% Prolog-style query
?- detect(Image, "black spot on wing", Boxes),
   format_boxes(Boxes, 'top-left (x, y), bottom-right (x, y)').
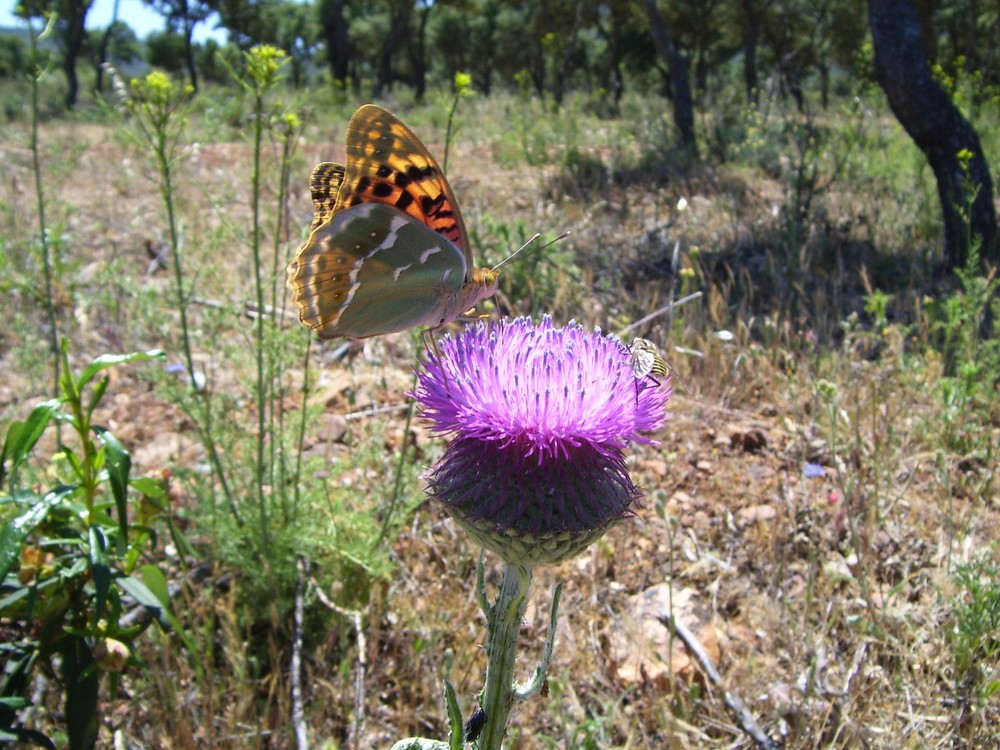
top-left (395, 191), bottom-right (414, 211)
top-left (420, 193), bottom-right (457, 222)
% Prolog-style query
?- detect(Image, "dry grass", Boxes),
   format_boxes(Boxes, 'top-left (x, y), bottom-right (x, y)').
top-left (1, 89), bottom-right (998, 749)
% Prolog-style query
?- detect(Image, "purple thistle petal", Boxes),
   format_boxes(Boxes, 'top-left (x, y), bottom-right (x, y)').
top-left (415, 317), bottom-right (670, 462)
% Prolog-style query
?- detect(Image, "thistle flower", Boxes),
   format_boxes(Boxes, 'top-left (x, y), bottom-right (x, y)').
top-left (414, 317), bottom-right (671, 565)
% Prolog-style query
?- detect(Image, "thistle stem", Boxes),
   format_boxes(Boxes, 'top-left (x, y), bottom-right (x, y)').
top-left (478, 562), bottom-right (533, 750)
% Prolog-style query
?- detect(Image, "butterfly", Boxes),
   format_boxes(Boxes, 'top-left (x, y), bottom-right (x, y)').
top-left (287, 104), bottom-right (500, 339)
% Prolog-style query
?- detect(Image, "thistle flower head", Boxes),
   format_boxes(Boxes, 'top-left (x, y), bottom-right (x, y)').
top-left (414, 317), bottom-right (671, 565)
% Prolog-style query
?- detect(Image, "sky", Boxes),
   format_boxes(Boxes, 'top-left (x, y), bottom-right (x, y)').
top-left (1, 0), bottom-right (224, 43)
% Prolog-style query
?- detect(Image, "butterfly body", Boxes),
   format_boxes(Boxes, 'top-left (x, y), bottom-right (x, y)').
top-left (288, 105), bottom-right (498, 339)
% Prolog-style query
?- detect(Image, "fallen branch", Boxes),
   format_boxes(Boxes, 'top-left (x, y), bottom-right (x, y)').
top-left (292, 557), bottom-right (309, 749)
top-left (311, 575), bottom-right (368, 749)
top-left (658, 613), bottom-right (780, 750)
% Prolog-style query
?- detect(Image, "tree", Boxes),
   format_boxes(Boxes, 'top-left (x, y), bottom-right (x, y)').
top-left (90, 21), bottom-right (139, 92)
top-left (319, 0), bottom-right (349, 85)
top-left (407, 0), bottom-right (434, 100)
top-left (870, 0), bottom-right (997, 268)
top-left (21, 0), bottom-right (94, 108)
top-left (145, 0), bottom-right (211, 91)
top-left (0, 34), bottom-right (27, 78)
top-left (93, 0), bottom-right (119, 93)
top-left (740, 0), bottom-right (773, 104)
top-left (273, 2), bottom-right (318, 88)
top-left (374, 0), bottom-right (412, 97)
top-left (643, 0), bottom-right (697, 150)
top-left (146, 28), bottom-right (188, 73)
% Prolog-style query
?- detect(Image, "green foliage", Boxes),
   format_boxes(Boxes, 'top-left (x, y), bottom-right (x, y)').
top-left (0, 347), bottom-right (188, 749)
top-left (111, 55), bottom-right (403, 645)
top-left (0, 33), bottom-right (28, 78)
top-left (920, 164), bottom-right (1000, 464)
top-left (145, 30), bottom-right (188, 75)
top-left (474, 215), bottom-right (579, 323)
top-left (87, 21), bottom-right (140, 68)
top-left (947, 555), bottom-right (1000, 709)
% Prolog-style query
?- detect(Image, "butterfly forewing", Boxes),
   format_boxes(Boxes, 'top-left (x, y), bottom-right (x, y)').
top-left (337, 105), bottom-right (472, 264)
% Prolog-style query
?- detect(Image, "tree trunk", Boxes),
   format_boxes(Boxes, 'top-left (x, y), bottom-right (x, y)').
top-left (870, 0), bottom-right (997, 268)
top-left (94, 0), bottom-right (119, 93)
top-left (742, 4), bottom-right (761, 104)
top-left (552, 0), bottom-right (585, 107)
top-left (375, 0), bottom-right (411, 98)
top-left (472, 0), bottom-right (499, 97)
top-left (183, 16), bottom-right (199, 92)
top-left (321, 0), bottom-right (350, 85)
top-left (595, 3), bottom-right (625, 111)
top-left (643, 0), bottom-right (696, 151)
top-left (62, 0), bottom-right (92, 109)
top-left (408, 0), bottom-right (432, 102)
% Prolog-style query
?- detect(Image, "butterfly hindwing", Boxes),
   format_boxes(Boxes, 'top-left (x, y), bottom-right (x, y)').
top-left (309, 162), bottom-right (346, 231)
top-left (289, 203), bottom-right (469, 339)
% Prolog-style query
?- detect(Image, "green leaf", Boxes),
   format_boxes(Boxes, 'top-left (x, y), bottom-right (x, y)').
top-left (115, 571), bottom-right (167, 623)
top-left (116, 568), bottom-right (198, 655)
top-left (88, 526), bottom-right (112, 624)
top-left (0, 488), bottom-right (73, 581)
top-left (167, 517), bottom-right (198, 560)
top-left (85, 376), bottom-right (109, 420)
top-left (93, 426), bottom-right (131, 553)
top-left (0, 727), bottom-right (56, 749)
top-left (130, 476), bottom-right (167, 505)
top-left (59, 445), bottom-right (85, 485)
top-left (0, 399), bottom-right (61, 485)
top-left (137, 564), bottom-right (170, 608)
top-left (61, 638), bottom-right (98, 750)
top-left (77, 350), bottom-right (166, 391)
top-left (0, 642), bottom-right (38, 730)
top-left (444, 680), bottom-right (463, 750)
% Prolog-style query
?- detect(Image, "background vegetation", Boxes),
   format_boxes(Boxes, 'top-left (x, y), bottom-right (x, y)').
top-left (1, 0), bottom-right (998, 748)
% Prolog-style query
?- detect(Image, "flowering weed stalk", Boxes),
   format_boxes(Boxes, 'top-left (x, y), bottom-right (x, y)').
top-left (23, 11), bottom-right (61, 399)
top-left (405, 317), bottom-right (671, 748)
top-left (123, 70), bottom-right (237, 518)
top-left (227, 44), bottom-right (290, 552)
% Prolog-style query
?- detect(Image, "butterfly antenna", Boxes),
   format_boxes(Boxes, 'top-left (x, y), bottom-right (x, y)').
top-left (492, 231), bottom-right (571, 271)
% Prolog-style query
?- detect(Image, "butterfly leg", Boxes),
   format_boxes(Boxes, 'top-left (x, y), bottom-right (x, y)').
top-left (421, 328), bottom-right (455, 391)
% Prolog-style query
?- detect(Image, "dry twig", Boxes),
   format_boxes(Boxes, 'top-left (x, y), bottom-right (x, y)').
top-left (659, 613), bottom-right (780, 750)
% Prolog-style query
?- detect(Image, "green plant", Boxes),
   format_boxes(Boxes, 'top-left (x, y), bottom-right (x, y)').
top-left (119, 68), bottom-right (240, 524)
top-left (0, 347), bottom-right (190, 749)
top-left (947, 555), bottom-right (1000, 728)
top-left (24, 12), bottom-right (61, 400)
top-left (924, 157), bottom-right (999, 462)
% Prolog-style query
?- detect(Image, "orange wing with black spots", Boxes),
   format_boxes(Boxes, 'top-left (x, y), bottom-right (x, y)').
top-left (333, 104), bottom-right (471, 263)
